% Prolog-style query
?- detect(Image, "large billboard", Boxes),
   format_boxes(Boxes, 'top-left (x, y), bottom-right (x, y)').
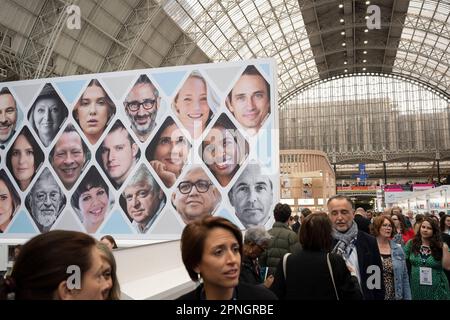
top-left (0, 59), bottom-right (279, 240)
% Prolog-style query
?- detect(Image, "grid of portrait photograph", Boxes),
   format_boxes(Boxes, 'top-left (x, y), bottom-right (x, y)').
top-left (0, 59), bottom-right (279, 239)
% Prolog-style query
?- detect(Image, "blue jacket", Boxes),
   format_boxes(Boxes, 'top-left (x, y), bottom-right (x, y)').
top-left (390, 241), bottom-right (412, 300)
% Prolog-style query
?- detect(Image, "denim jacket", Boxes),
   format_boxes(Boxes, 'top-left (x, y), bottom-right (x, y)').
top-left (390, 241), bottom-right (412, 300)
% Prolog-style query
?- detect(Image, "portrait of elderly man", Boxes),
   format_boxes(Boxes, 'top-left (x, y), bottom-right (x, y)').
top-left (226, 65), bottom-right (271, 136)
top-left (26, 168), bottom-right (66, 233)
top-left (50, 124), bottom-right (90, 190)
top-left (228, 163), bottom-right (274, 229)
top-left (0, 87), bottom-right (18, 148)
top-left (172, 166), bottom-right (221, 225)
top-left (120, 165), bottom-right (166, 234)
top-left (97, 121), bottom-right (139, 189)
top-left (123, 75), bottom-right (160, 143)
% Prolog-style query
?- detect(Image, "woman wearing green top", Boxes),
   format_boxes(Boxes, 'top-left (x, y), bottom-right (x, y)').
top-left (404, 217), bottom-right (450, 300)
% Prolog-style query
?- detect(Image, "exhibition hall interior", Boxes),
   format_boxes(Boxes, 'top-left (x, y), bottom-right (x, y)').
top-left (0, 0), bottom-right (449, 301)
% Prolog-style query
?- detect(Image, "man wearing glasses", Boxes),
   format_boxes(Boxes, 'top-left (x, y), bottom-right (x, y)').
top-left (26, 168), bottom-right (66, 233)
top-left (171, 166), bottom-right (221, 225)
top-left (124, 75), bottom-right (160, 142)
top-left (121, 165), bottom-right (166, 234)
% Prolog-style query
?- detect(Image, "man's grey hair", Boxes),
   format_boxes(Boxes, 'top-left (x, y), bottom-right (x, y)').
top-left (244, 226), bottom-right (271, 245)
top-left (125, 165), bottom-right (160, 193)
top-left (131, 74), bottom-right (159, 100)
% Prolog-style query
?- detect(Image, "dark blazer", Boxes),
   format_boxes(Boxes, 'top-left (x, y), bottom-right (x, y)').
top-left (270, 250), bottom-right (362, 300)
top-left (239, 256), bottom-right (262, 285)
top-left (177, 282), bottom-right (277, 300)
top-left (342, 230), bottom-right (385, 300)
top-left (292, 222), bottom-right (300, 234)
top-left (354, 214), bottom-right (371, 234)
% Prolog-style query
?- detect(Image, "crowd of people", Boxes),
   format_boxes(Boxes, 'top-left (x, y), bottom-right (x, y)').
top-left (1, 195), bottom-right (449, 300)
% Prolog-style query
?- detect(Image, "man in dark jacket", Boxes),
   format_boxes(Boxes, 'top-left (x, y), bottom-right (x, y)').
top-left (291, 215), bottom-right (300, 234)
top-left (259, 203), bottom-right (300, 275)
top-left (327, 195), bottom-right (384, 300)
top-left (354, 207), bottom-right (371, 234)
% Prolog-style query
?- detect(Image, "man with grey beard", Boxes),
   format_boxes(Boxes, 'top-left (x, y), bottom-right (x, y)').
top-left (26, 168), bottom-right (66, 233)
top-left (124, 75), bottom-right (160, 142)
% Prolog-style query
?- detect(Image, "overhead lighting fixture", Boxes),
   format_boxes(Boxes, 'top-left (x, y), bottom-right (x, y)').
top-left (342, 42), bottom-right (346, 46)
top-left (363, 59), bottom-right (367, 63)
top-left (339, 4), bottom-right (344, 8)
top-left (364, 29), bottom-right (369, 33)
top-left (340, 18), bottom-right (345, 23)
top-left (362, 67), bottom-right (367, 71)
top-left (365, 16), bottom-right (369, 20)
top-left (363, 50), bottom-right (367, 54)
top-left (364, 40), bottom-right (368, 44)
top-left (344, 61), bottom-right (348, 65)
top-left (366, 1), bottom-right (370, 4)
top-left (341, 31), bottom-right (345, 35)
top-left (344, 69), bottom-right (348, 73)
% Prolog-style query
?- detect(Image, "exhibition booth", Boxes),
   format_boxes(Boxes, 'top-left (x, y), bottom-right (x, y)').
top-left (394, 185), bottom-right (450, 215)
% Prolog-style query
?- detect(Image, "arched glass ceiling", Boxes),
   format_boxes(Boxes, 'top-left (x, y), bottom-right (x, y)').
top-left (393, 0), bottom-right (450, 97)
top-left (280, 74), bottom-right (450, 164)
top-left (163, 0), bottom-right (319, 96)
top-left (162, 0), bottom-right (450, 102)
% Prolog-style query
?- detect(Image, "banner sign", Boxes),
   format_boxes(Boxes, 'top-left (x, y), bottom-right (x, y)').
top-left (0, 58), bottom-right (279, 240)
top-left (412, 184), bottom-right (434, 192)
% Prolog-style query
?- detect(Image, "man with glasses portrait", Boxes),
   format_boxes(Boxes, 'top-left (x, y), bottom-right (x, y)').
top-left (124, 75), bottom-right (160, 143)
top-left (120, 165), bottom-right (165, 234)
top-left (171, 166), bottom-right (221, 225)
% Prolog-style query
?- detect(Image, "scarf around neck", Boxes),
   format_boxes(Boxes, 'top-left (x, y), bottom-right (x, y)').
top-left (332, 220), bottom-right (358, 259)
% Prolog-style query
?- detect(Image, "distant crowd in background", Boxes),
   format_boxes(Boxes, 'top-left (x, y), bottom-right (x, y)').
top-left (1, 198), bottom-right (449, 301)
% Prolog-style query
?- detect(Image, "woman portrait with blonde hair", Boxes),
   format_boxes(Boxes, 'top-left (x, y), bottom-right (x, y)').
top-left (173, 71), bottom-right (217, 139)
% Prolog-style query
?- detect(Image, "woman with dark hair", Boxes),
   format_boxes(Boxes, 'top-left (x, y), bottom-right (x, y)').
top-left (391, 213), bottom-right (415, 245)
top-left (202, 114), bottom-right (248, 187)
top-left (177, 216), bottom-right (276, 300)
top-left (72, 167), bottom-right (111, 233)
top-left (0, 170), bottom-right (20, 233)
top-left (404, 217), bottom-right (450, 299)
top-left (413, 213), bottom-right (424, 234)
top-left (6, 127), bottom-right (44, 191)
top-left (440, 214), bottom-right (450, 236)
top-left (100, 235), bottom-right (118, 250)
top-left (271, 212), bottom-right (362, 300)
top-left (372, 215), bottom-right (411, 300)
top-left (97, 242), bottom-right (121, 300)
top-left (0, 230), bottom-right (112, 300)
top-left (28, 83), bottom-right (67, 147)
top-left (73, 79), bottom-right (116, 145)
top-left (146, 117), bottom-right (189, 187)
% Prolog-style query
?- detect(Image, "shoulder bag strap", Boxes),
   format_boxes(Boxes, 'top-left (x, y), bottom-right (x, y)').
top-left (327, 253), bottom-right (339, 300)
top-left (283, 253), bottom-right (291, 280)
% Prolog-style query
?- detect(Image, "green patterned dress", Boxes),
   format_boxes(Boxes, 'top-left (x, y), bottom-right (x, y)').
top-left (404, 240), bottom-right (450, 300)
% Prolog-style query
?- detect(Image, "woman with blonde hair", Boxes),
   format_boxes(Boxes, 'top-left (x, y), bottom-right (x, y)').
top-left (173, 72), bottom-right (217, 139)
top-left (97, 242), bottom-right (121, 300)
